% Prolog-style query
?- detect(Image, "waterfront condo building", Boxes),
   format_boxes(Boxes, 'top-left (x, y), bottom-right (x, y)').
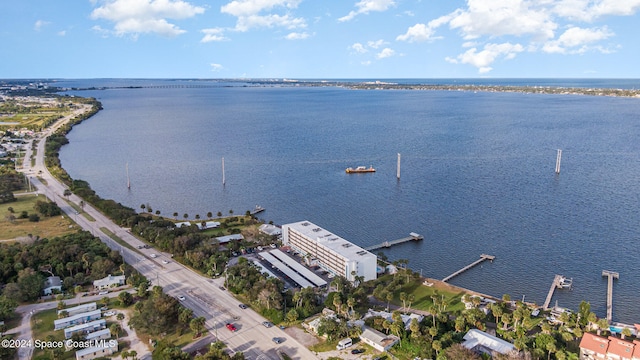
top-left (281, 221), bottom-right (377, 282)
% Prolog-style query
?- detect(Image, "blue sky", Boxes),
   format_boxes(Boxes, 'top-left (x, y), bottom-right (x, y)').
top-left (1, 0), bottom-right (640, 78)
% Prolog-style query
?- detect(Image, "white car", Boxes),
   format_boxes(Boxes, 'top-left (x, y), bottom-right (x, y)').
top-left (178, 296), bottom-right (186, 301)
top-left (150, 254), bottom-right (157, 258)
top-left (162, 260), bottom-right (169, 264)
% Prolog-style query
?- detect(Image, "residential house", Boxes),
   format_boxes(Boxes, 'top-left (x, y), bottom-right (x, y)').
top-left (63, 319), bottom-right (106, 339)
top-left (43, 276), bottom-right (62, 295)
top-left (75, 340), bottom-right (118, 360)
top-left (92, 274), bottom-right (125, 290)
top-left (462, 329), bottom-right (516, 356)
top-left (58, 302), bottom-right (97, 317)
top-left (359, 326), bottom-right (399, 352)
top-left (54, 310), bottom-right (101, 330)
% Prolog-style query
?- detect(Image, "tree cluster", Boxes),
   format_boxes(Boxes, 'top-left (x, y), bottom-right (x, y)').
top-left (129, 286), bottom-right (191, 336)
top-left (0, 231), bottom-right (122, 302)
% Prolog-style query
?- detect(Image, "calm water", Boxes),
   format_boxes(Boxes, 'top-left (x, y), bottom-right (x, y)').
top-left (58, 79), bottom-right (640, 323)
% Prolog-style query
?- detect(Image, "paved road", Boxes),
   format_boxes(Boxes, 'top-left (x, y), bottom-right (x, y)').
top-left (17, 103), bottom-right (317, 360)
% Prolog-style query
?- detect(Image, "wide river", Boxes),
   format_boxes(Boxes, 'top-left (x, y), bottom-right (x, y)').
top-left (58, 79), bottom-right (640, 323)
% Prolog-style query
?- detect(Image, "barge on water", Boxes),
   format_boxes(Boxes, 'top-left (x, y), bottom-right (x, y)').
top-left (346, 165), bottom-right (376, 173)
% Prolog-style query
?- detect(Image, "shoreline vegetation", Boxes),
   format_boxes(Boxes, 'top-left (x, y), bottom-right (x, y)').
top-left (57, 79), bottom-right (640, 98)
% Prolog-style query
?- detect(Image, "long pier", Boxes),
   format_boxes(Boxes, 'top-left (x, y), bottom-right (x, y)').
top-left (365, 233), bottom-right (423, 251)
top-left (542, 275), bottom-right (564, 310)
top-left (602, 270), bottom-right (619, 323)
top-left (249, 205), bottom-right (265, 215)
top-left (442, 254), bottom-right (495, 282)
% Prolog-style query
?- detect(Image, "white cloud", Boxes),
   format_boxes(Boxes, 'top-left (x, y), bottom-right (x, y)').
top-left (446, 42), bottom-right (524, 73)
top-left (542, 26), bottom-right (614, 54)
top-left (90, 0), bottom-right (205, 37)
top-left (201, 28), bottom-right (229, 42)
top-left (350, 43), bottom-right (368, 53)
top-left (221, 0), bottom-right (306, 32)
top-left (285, 31), bottom-right (309, 40)
top-left (448, 0), bottom-right (556, 41)
top-left (210, 63), bottom-right (223, 71)
top-left (57, 30), bottom-right (67, 36)
top-left (552, 0), bottom-right (640, 21)
top-left (367, 39), bottom-right (387, 49)
top-left (339, 0), bottom-right (395, 22)
top-left (396, 23), bottom-right (435, 42)
top-left (34, 20), bottom-right (50, 31)
top-left (376, 47), bottom-right (395, 59)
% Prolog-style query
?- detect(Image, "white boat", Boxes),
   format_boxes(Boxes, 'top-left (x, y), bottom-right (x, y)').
top-left (558, 276), bottom-right (573, 288)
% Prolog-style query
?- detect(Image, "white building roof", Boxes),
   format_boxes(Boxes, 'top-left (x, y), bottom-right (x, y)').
top-left (215, 234), bottom-right (244, 244)
top-left (58, 302), bottom-right (97, 316)
top-left (462, 329), bottom-right (516, 355)
top-left (54, 310), bottom-right (101, 328)
top-left (75, 339), bottom-right (117, 357)
top-left (284, 221), bottom-right (376, 263)
top-left (93, 274), bottom-right (125, 288)
top-left (259, 224), bottom-right (282, 236)
top-left (363, 309), bottom-right (424, 330)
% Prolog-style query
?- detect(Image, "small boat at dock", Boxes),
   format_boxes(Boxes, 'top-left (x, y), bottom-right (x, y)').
top-left (346, 165), bottom-right (376, 173)
top-left (558, 276), bottom-right (573, 289)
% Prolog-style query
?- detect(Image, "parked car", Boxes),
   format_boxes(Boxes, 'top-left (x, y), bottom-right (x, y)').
top-left (351, 349), bottom-right (365, 354)
top-left (226, 323), bottom-right (237, 332)
top-left (262, 321), bottom-right (273, 328)
top-left (98, 290), bottom-right (108, 295)
top-left (238, 304), bottom-right (248, 309)
top-left (178, 296), bottom-right (186, 301)
top-left (272, 337), bottom-right (283, 344)
top-left (150, 254), bottom-right (157, 258)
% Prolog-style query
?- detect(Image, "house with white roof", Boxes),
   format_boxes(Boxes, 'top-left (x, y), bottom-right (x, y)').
top-left (43, 276), bottom-right (62, 295)
top-left (359, 326), bottom-right (399, 352)
top-left (63, 319), bottom-right (106, 339)
top-left (462, 329), bottom-right (516, 356)
top-left (75, 340), bottom-right (118, 360)
top-left (58, 302), bottom-right (97, 317)
top-left (54, 310), bottom-right (101, 330)
top-left (363, 309), bottom-right (424, 330)
top-left (92, 274), bottom-right (125, 290)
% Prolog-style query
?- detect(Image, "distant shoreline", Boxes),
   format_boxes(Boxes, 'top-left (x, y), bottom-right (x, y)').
top-left (56, 79), bottom-right (640, 98)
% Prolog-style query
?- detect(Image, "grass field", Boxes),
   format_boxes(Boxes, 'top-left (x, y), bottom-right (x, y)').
top-left (0, 195), bottom-right (77, 240)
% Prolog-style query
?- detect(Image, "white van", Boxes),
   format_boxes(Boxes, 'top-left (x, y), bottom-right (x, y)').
top-left (336, 338), bottom-right (353, 350)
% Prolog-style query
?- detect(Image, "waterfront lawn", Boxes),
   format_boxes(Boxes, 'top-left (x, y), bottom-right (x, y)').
top-left (0, 194), bottom-right (76, 240)
top-left (397, 279), bottom-right (467, 313)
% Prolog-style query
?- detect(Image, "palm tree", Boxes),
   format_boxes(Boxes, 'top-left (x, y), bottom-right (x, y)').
top-left (432, 340), bottom-right (442, 356)
top-left (229, 209), bottom-right (234, 215)
top-left (110, 323), bottom-right (122, 339)
top-left (173, 212), bottom-right (178, 219)
top-left (207, 212), bottom-right (213, 218)
top-left (155, 210), bottom-right (161, 216)
top-left (183, 213), bottom-right (189, 220)
top-left (217, 211), bottom-right (222, 217)
top-left (140, 204), bottom-right (146, 212)
top-left (400, 292), bottom-right (407, 311)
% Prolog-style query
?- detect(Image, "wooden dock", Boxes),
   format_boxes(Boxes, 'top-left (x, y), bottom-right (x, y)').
top-left (542, 275), bottom-right (564, 310)
top-left (365, 233), bottom-right (423, 251)
top-left (442, 254), bottom-right (495, 283)
top-left (602, 270), bottom-right (619, 323)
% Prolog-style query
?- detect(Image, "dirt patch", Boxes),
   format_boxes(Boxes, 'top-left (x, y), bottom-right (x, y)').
top-left (284, 326), bottom-right (320, 347)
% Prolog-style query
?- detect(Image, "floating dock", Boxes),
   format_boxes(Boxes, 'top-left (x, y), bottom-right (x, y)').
top-left (365, 233), bottom-right (423, 251)
top-left (442, 254), bottom-right (495, 283)
top-left (249, 205), bottom-right (265, 215)
top-left (602, 270), bottom-right (619, 323)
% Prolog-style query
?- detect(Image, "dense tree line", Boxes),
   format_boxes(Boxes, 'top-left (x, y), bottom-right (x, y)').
top-left (0, 231), bottom-right (122, 301)
top-left (129, 286), bottom-right (192, 337)
top-left (0, 161), bottom-right (25, 203)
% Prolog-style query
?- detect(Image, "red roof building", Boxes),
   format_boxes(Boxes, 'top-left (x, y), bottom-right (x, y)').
top-left (579, 332), bottom-right (609, 359)
top-left (607, 336), bottom-right (634, 360)
top-left (632, 340), bottom-right (640, 360)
